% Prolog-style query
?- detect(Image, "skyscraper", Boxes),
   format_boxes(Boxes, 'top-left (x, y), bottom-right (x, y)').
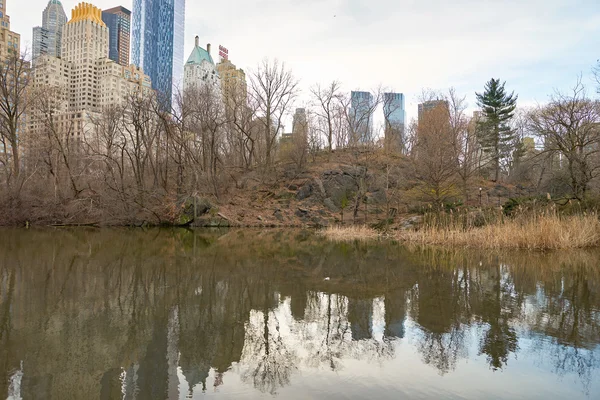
top-left (350, 91), bottom-right (374, 144)
top-left (132, 0), bottom-right (185, 107)
top-left (32, 0), bottom-right (67, 62)
top-left (102, 6), bottom-right (131, 67)
top-left (383, 92), bottom-right (405, 151)
top-left (0, 0), bottom-right (21, 60)
top-left (30, 2), bottom-right (151, 141)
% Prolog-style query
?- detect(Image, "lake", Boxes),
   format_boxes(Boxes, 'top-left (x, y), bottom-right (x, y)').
top-left (1, 228), bottom-right (599, 399)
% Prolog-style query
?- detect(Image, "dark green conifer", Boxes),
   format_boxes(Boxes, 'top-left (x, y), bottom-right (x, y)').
top-left (475, 79), bottom-right (518, 181)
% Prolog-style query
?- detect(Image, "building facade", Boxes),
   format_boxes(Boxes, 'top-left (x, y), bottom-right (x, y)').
top-left (383, 92), bottom-right (405, 151)
top-left (0, 0), bottom-right (20, 60)
top-left (183, 36), bottom-right (219, 92)
top-left (30, 2), bottom-right (151, 141)
top-left (417, 100), bottom-right (448, 123)
top-left (32, 0), bottom-right (68, 62)
top-left (102, 6), bottom-right (131, 67)
top-left (350, 91), bottom-right (374, 144)
top-left (292, 108), bottom-right (308, 139)
top-left (216, 57), bottom-right (246, 103)
top-left (131, 0), bottom-right (185, 107)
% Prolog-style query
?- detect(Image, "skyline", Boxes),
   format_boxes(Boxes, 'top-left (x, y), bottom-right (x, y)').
top-left (11, 0), bottom-right (600, 123)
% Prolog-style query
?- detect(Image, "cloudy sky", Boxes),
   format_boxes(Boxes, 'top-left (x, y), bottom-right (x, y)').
top-left (11, 0), bottom-right (600, 121)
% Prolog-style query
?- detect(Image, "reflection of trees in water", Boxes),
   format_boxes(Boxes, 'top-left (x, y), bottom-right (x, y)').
top-left (522, 265), bottom-right (600, 393)
top-left (416, 327), bottom-right (467, 375)
top-left (409, 261), bottom-right (526, 373)
top-left (0, 230), bottom-right (600, 397)
top-left (409, 265), bottom-right (471, 374)
top-left (476, 264), bottom-right (521, 370)
top-left (240, 307), bottom-right (299, 395)
top-left (239, 292), bottom-right (396, 394)
top-left (552, 341), bottom-right (597, 394)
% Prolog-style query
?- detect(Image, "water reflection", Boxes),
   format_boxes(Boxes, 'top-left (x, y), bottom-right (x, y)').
top-left (0, 229), bottom-right (599, 399)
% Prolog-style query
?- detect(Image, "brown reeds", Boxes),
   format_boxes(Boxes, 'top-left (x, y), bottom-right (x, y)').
top-left (321, 225), bottom-right (381, 242)
top-left (399, 210), bottom-right (600, 250)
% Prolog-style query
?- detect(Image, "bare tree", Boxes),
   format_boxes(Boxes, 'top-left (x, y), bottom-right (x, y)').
top-left (528, 80), bottom-right (600, 200)
top-left (184, 83), bottom-right (227, 198)
top-left (340, 88), bottom-right (383, 148)
top-left (249, 59), bottom-right (299, 169)
top-left (447, 88), bottom-right (478, 201)
top-left (31, 85), bottom-right (84, 199)
top-left (310, 81), bottom-right (341, 153)
top-left (0, 51), bottom-right (32, 184)
top-left (410, 100), bottom-right (460, 208)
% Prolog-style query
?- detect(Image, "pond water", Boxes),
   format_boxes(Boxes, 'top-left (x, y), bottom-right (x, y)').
top-left (1, 229), bottom-right (600, 399)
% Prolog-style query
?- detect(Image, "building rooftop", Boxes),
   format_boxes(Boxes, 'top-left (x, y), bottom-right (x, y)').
top-left (68, 2), bottom-right (106, 27)
top-left (186, 36), bottom-right (214, 65)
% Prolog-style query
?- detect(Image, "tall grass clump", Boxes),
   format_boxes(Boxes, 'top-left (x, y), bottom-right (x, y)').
top-left (400, 207), bottom-right (600, 250)
top-left (321, 225), bottom-right (381, 242)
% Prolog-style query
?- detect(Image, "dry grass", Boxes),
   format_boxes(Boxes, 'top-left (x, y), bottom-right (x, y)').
top-left (321, 225), bottom-right (381, 242)
top-left (399, 212), bottom-right (600, 250)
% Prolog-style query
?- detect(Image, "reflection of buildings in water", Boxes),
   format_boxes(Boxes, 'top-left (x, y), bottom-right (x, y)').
top-left (178, 278), bottom-right (251, 396)
top-left (348, 298), bottom-right (373, 340)
top-left (135, 314), bottom-right (169, 399)
top-left (385, 289), bottom-right (407, 339)
top-left (122, 364), bottom-right (139, 399)
top-left (7, 361), bottom-right (23, 400)
top-left (119, 307), bottom-right (180, 399)
top-left (167, 308), bottom-right (180, 399)
top-left (3, 229), bottom-right (600, 398)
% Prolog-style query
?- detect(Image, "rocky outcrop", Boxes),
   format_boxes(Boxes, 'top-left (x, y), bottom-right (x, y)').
top-left (178, 197), bottom-right (214, 225)
top-left (294, 166), bottom-right (387, 212)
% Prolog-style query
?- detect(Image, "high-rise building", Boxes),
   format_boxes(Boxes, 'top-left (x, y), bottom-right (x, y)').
top-left (30, 2), bottom-right (151, 141)
top-left (102, 6), bottom-right (131, 67)
top-left (383, 92), bottom-right (405, 151)
top-left (350, 91), bottom-right (374, 143)
top-left (216, 57), bottom-right (246, 103)
top-left (183, 36), bottom-right (219, 91)
top-left (0, 0), bottom-right (21, 60)
top-left (32, 0), bottom-right (68, 62)
top-left (418, 100), bottom-right (448, 123)
top-left (132, 0), bottom-right (185, 107)
top-left (292, 108), bottom-right (308, 139)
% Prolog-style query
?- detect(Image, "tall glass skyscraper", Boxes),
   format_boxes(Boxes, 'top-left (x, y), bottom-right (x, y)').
top-left (383, 92), bottom-right (406, 150)
top-left (132, 0), bottom-right (185, 108)
top-left (32, 0), bottom-right (68, 62)
top-left (102, 6), bottom-right (131, 67)
top-left (350, 91), bottom-right (374, 144)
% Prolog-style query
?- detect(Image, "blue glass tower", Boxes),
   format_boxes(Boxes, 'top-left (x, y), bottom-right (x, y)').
top-left (132, 0), bottom-right (185, 108)
top-left (350, 91), bottom-right (374, 143)
top-left (383, 92), bottom-right (406, 149)
top-left (102, 6), bottom-right (131, 67)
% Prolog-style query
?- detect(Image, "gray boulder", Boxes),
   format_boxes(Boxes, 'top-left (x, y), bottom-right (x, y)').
top-left (324, 198), bottom-right (339, 213)
top-left (177, 196), bottom-right (213, 225)
top-left (322, 172), bottom-right (358, 207)
top-left (296, 184), bottom-right (313, 200)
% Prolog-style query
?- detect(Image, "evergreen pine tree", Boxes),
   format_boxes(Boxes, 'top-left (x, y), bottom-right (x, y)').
top-left (475, 79), bottom-right (518, 182)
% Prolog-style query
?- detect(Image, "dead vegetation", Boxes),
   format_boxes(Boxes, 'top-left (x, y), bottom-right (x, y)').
top-left (398, 212), bottom-right (600, 250)
top-left (320, 225), bottom-right (381, 242)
